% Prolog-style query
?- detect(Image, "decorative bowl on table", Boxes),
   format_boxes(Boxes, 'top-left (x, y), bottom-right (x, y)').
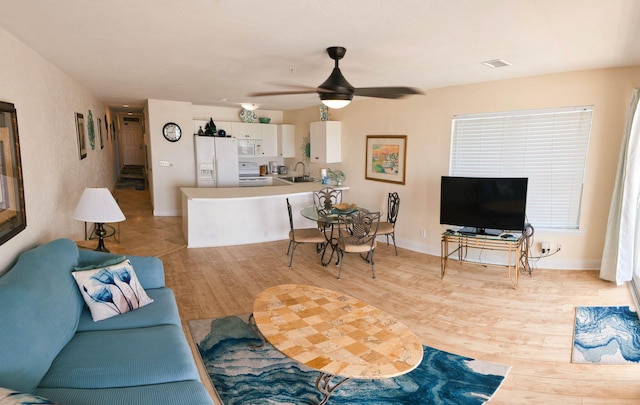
top-left (332, 203), bottom-right (357, 214)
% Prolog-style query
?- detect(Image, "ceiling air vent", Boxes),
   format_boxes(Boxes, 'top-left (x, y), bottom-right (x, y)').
top-left (482, 59), bottom-right (512, 68)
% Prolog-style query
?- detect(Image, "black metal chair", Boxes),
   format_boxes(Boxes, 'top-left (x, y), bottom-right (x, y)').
top-left (335, 209), bottom-right (381, 279)
top-left (377, 192), bottom-right (400, 255)
top-left (286, 198), bottom-right (325, 267)
top-left (313, 187), bottom-right (343, 213)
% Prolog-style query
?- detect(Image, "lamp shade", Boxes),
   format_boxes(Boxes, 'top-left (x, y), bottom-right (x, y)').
top-left (73, 188), bottom-right (125, 223)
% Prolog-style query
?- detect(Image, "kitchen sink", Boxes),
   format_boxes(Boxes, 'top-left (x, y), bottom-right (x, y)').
top-left (277, 176), bottom-right (315, 183)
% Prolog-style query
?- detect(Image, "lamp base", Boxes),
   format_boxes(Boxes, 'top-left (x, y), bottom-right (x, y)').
top-left (94, 223), bottom-right (110, 253)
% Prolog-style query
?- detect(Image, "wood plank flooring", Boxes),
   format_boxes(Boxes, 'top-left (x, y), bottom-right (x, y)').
top-left (113, 189), bottom-right (639, 404)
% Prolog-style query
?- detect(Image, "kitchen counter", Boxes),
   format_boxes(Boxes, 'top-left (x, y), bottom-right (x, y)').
top-left (181, 183), bottom-right (349, 248)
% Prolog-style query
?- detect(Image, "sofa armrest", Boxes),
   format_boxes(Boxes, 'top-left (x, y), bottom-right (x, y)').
top-left (77, 250), bottom-right (165, 289)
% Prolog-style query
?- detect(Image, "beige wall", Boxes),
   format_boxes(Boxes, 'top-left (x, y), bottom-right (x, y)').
top-left (286, 67), bottom-right (640, 270)
top-left (0, 27), bottom-right (116, 274)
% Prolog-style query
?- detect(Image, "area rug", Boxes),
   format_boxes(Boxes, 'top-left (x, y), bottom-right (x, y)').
top-left (572, 306), bottom-right (640, 364)
top-left (116, 166), bottom-right (145, 190)
top-left (115, 177), bottom-right (145, 190)
top-left (188, 315), bottom-right (511, 405)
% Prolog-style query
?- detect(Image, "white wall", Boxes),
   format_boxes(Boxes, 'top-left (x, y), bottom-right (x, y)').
top-left (0, 27), bottom-right (116, 274)
top-left (285, 67), bottom-right (640, 270)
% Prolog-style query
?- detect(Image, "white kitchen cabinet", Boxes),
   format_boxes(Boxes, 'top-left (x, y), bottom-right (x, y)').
top-left (277, 124), bottom-right (296, 157)
top-left (310, 121), bottom-right (341, 163)
top-left (215, 121), bottom-right (232, 136)
top-left (259, 124), bottom-right (278, 157)
top-left (231, 122), bottom-right (262, 139)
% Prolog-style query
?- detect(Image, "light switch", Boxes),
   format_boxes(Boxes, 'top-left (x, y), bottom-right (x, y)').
top-left (159, 160), bottom-right (171, 167)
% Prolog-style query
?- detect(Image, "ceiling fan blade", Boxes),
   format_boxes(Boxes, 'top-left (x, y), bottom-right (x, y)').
top-left (354, 87), bottom-right (424, 99)
top-left (248, 86), bottom-right (336, 97)
top-left (247, 89), bottom-right (320, 97)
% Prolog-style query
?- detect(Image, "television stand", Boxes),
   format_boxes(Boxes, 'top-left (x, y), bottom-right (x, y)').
top-left (440, 230), bottom-right (530, 289)
top-left (457, 227), bottom-right (502, 236)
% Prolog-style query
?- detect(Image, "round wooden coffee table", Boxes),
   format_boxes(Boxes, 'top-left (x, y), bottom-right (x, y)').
top-left (252, 284), bottom-right (423, 404)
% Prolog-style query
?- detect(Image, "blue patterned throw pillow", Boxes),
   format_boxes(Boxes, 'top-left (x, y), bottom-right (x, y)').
top-left (72, 259), bottom-right (154, 322)
top-left (0, 387), bottom-right (59, 404)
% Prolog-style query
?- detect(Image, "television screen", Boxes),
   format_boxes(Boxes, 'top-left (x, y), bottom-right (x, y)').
top-left (440, 176), bottom-right (528, 235)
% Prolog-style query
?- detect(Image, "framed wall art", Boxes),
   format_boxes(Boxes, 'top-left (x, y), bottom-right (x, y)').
top-left (98, 118), bottom-right (104, 149)
top-left (365, 135), bottom-right (407, 185)
top-left (87, 110), bottom-right (95, 150)
top-left (76, 112), bottom-right (87, 160)
top-left (0, 101), bottom-right (26, 246)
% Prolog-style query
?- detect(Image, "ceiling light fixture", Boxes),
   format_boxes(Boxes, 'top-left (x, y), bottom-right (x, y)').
top-left (321, 98), bottom-right (351, 109)
top-left (482, 59), bottom-right (512, 68)
top-left (241, 103), bottom-right (260, 111)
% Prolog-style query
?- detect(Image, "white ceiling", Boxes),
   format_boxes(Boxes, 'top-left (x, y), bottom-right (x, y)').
top-left (0, 0), bottom-right (639, 111)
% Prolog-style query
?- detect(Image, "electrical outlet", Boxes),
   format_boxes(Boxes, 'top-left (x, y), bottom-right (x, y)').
top-left (420, 229), bottom-right (426, 238)
top-left (541, 241), bottom-right (550, 254)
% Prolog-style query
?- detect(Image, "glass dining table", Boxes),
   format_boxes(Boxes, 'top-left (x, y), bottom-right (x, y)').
top-left (300, 205), bottom-right (358, 266)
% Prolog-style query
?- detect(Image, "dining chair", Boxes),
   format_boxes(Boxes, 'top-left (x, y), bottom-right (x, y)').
top-left (335, 209), bottom-right (381, 279)
top-left (377, 192), bottom-right (400, 255)
top-left (286, 198), bottom-right (326, 267)
top-left (313, 187), bottom-right (343, 213)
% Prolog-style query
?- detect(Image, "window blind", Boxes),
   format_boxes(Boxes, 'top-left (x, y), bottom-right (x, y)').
top-left (450, 106), bottom-right (593, 229)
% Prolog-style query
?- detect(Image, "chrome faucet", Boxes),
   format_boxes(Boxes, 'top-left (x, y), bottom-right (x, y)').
top-left (294, 161), bottom-right (307, 177)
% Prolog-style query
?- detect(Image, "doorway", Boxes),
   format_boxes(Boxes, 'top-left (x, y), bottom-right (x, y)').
top-left (122, 116), bottom-right (145, 166)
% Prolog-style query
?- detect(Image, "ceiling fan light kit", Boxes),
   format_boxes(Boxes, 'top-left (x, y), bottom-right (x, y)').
top-left (240, 103), bottom-right (260, 111)
top-left (247, 46), bottom-right (423, 108)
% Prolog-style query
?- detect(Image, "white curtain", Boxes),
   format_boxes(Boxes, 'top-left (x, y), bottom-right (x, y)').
top-left (600, 88), bottom-right (640, 285)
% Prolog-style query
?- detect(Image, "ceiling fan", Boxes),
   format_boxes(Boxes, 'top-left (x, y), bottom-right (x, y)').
top-left (248, 46), bottom-right (423, 109)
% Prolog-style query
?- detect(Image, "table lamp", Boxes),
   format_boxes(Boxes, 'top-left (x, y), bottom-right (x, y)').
top-left (73, 188), bottom-right (126, 252)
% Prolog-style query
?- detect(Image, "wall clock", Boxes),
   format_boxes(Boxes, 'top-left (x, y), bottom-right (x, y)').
top-left (163, 122), bottom-right (181, 142)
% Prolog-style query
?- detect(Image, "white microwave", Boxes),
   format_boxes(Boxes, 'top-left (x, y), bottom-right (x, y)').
top-left (237, 139), bottom-right (262, 157)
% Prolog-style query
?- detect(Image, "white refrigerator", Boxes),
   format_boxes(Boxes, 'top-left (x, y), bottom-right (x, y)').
top-left (195, 136), bottom-right (239, 187)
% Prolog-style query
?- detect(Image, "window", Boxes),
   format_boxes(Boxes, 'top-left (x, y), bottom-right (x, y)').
top-left (449, 106), bottom-right (593, 229)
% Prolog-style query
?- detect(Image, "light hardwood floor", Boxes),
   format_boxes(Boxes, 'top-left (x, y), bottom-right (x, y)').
top-left (112, 188), bottom-right (639, 404)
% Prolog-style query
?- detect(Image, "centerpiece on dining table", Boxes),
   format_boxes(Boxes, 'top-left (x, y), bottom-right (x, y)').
top-left (332, 202), bottom-right (358, 214)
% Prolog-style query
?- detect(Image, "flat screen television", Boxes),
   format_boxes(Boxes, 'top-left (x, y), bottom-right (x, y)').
top-left (440, 176), bottom-right (528, 235)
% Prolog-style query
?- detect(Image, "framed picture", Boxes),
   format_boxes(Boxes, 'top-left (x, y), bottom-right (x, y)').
top-left (98, 118), bottom-right (104, 149)
top-left (76, 112), bottom-right (86, 160)
top-left (365, 135), bottom-right (407, 185)
top-left (0, 101), bottom-right (26, 246)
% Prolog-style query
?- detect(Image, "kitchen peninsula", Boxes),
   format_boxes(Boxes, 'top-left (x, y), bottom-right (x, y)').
top-left (181, 183), bottom-right (349, 248)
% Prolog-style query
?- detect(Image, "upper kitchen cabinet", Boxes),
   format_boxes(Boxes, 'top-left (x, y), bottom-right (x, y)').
top-left (277, 124), bottom-right (295, 158)
top-left (310, 121), bottom-right (341, 163)
top-left (231, 122), bottom-right (262, 139)
top-left (216, 121), bottom-right (232, 136)
top-left (260, 124), bottom-right (278, 157)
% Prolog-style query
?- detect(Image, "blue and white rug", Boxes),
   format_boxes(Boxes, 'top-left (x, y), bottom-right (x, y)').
top-left (188, 315), bottom-right (510, 405)
top-left (572, 306), bottom-right (640, 364)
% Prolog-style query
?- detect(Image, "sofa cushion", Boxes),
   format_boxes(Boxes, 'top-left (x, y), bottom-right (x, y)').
top-left (0, 239), bottom-right (83, 393)
top-left (77, 250), bottom-right (165, 289)
top-left (38, 325), bottom-right (200, 389)
top-left (35, 380), bottom-right (214, 405)
top-left (76, 288), bottom-right (181, 332)
top-left (0, 387), bottom-right (60, 404)
top-left (72, 259), bottom-right (154, 322)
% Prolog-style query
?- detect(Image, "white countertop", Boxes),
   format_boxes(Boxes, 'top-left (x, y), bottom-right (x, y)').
top-left (181, 182), bottom-right (348, 200)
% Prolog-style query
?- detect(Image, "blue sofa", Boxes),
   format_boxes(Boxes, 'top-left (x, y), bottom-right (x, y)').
top-left (0, 238), bottom-right (214, 405)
